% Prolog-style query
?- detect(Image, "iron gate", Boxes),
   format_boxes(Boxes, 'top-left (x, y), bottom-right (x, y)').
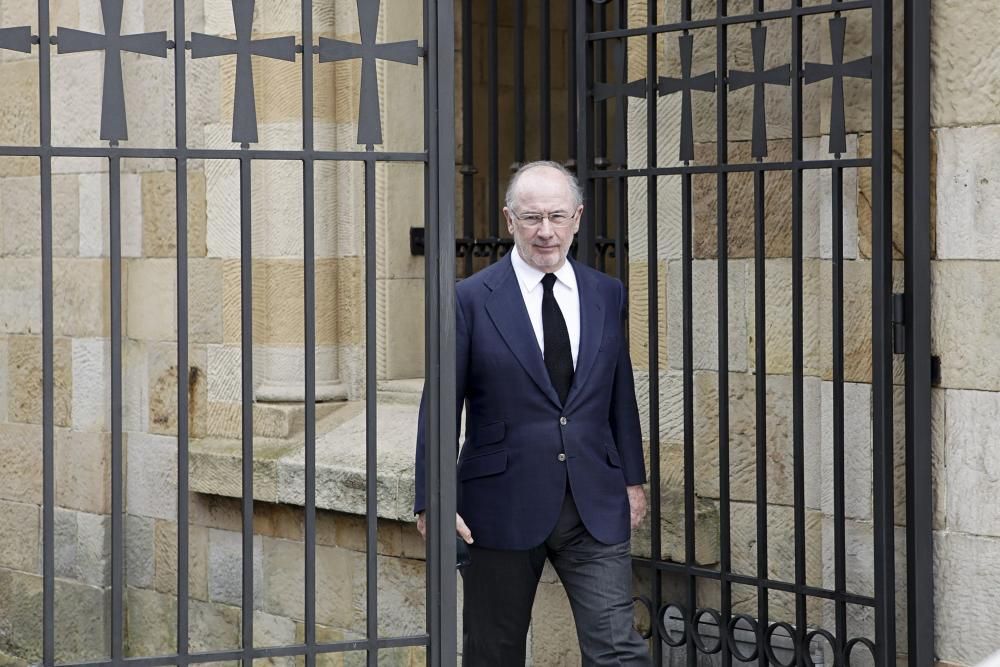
top-left (0, 0), bottom-right (458, 666)
top-left (572, 1), bottom-right (933, 666)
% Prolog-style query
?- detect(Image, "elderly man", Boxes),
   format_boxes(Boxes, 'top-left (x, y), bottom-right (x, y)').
top-left (414, 161), bottom-right (650, 665)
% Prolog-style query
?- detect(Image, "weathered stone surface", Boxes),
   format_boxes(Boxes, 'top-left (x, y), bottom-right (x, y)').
top-left (142, 169), bottom-right (208, 258)
top-left (254, 609), bottom-right (296, 659)
top-left (381, 278), bottom-right (424, 380)
top-left (53, 259), bottom-right (110, 337)
top-left (530, 581), bottom-right (579, 666)
top-left (125, 432), bottom-right (177, 520)
top-left (627, 261), bottom-right (668, 373)
top-left (316, 545), bottom-right (364, 631)
top-left (632, 371), bottom-right (683, 445)
top-left (377, 555), bottom-right (425, 636)
top-left (147, 341), bottom-right (208, 437)
top-left (934, 532), bottom-right (1000, 665)
top-left (943, 389), bottom-right (1000, 537)
top-left (0, 259), bottom-right (41, 335)
top-left (858, 131), bottom-right (919, 261)
top-left (8, 334), bottom-right (72, 426)
top-left (0, 424), bottom-right (42, 504)
top-left (189, 598), bottom-right (241, 652)
top-left (818, 260), bottom-right (873, 383)
top-left (934, 126), bottom-right (1000, 259)
top-left (125, 514), bottom-right (154, 589)
top-left (190, 258), bottom-right (224, 344)
top-left (125, 259), bottom-right (176, 341)
top-left (73, 511), bottom-right (110, 588)
top-left (55, 430), bottom-right (110, 515)
top-left (666, 259), bottom-right (749, 372)
top-left (931, 260), bottom-right (1000, 391)
top-left (260, 536), bottom-right (305, 620)
top-left (77, 172), bottom-right (143, 258)
top-left (0, 174), bottom-right (78, 258)
top-left (820, 381), bottom-right (873, 521)
top-left (71, 337), bottom-right (110, 432)
top-left (0, 336), bottom-right (7, 423)
top-left (730, 503), bottom-right (823, 587)
top-left (207, 527), bottom-right (263, 608)
top-left (692, 141), bottom-right (793, 260)
top-left (931, 0), bottom-right (1000, 127)
top-left (0, 60), bottom-right (39, 147)
top-left (125, 587), bottom-right (175, 656)
top-left (154, 519), bottom-right (209, 601)
top-left (0, 500), bottom-right (39, 573)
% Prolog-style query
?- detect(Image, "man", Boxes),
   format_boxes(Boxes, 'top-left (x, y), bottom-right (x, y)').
top-left (414, 161), bottom-right (650, 665)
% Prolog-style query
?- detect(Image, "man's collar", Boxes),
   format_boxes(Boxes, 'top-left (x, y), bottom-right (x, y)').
top-left (511, 245), bottom-right (577, 292)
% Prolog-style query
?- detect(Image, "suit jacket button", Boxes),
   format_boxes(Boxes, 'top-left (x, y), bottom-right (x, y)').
top-left (559, 416), bottom-right (568, 426)
top-left (557, 453), bottom-right (566, 462)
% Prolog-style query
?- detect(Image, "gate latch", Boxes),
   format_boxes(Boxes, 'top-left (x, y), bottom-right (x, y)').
top-left (892, 293), bottom-right (905, 354)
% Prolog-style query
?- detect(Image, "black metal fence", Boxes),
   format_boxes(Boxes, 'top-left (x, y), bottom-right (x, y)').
top-left (0, 0), bottom-right (457, 666)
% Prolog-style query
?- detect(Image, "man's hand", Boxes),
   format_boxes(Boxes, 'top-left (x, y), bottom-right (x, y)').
top-left (416, 512), bottom-right (474, 544)
top-left (627, 485), bottom-right (647, 530)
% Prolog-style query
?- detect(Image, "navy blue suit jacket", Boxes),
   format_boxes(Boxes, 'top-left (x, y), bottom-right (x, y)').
top-left (414, 254), bottom-right (646, 550)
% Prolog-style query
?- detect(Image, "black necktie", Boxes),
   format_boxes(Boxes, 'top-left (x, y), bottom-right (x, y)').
top-left (541, 273), bottom-right (574, 404)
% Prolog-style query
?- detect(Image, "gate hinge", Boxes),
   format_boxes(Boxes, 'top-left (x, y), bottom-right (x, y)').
top-left (891, 293), bottom-right (905, 354)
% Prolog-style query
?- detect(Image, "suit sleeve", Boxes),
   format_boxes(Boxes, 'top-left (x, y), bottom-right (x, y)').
top-left (609, 280), bottom-right (647, 486)
top-left (413, 287), bottom-right (470, 515)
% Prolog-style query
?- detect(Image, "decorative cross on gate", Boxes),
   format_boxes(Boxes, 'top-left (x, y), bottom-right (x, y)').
top-left (317, 0), bottom-right (420, 146)
top-left (728, 26), bottom-right (790, 159)
top-left (593, 39), bottom-right (646, 167)
top-left (658, 34), bottom-right (716, 163)
top-left (0, 26), bottom-right (32, 54)
top-left (191, 0), bottom-right (297, 145)
top-left (804, 16), bottom-right (871, 155)
top-left (56, 0), bottom-right (167, 141)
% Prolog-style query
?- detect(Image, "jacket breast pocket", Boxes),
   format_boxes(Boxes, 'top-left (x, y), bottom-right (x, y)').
top-left (475, 420), bottom-right (506, 447)
top-left (459, 449), bottom-right (508, 481)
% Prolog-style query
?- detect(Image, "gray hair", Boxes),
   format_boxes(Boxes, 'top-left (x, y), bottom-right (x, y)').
top-left (504, 160), bottom-right (584, 211)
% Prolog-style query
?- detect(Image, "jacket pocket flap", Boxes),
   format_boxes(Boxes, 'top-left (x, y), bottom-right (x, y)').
top-left (605, 445), bottom-right (622, 468)
top-left (459, 450), bottom-right (508, 481)
top-left (476, 420), bottom-right (506, 446)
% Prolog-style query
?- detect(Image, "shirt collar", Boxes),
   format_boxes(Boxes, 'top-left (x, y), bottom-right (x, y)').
top-left (511, 246), bottom-right (577, 293)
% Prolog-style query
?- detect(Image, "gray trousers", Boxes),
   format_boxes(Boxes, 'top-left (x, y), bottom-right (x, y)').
top-left (461, 489), bottom-right (651, 666)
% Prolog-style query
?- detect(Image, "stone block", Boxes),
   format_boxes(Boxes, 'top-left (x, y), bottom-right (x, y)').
top-left (818, 135), bottom-right (859, 261)
top-left (55, 429), bottom-right (110, 515)
top-left (931, 260), bottom-right (1000, 391)
top-left (0, 173), bottom-right (78, 258)
top-left (74, 511), bottom-right (111, 588)
top-left (0, 423), bottom-right (43, 504)
top-left (0, 569), bottom-right (42, 662)
top-left (627, 261), bottom-right (668, 373)
top-left (934, 126), bottom-right (1000, 260)
top-left (53, 259), bottom-right (110, 338)
top-left (207, 528), bottom-right (263, 608)
top-left (0, 500), bottom-right (39, 572)
top-left (316, 544), bottom-right (364, 631)
top-left (142, 169), bottom-right (208, 258)
top-left (147, 341), bottom-right (209, 437)
top-left (53, 508), bottom-right (77, 580)
top-left (8, 334), bottom-right (72, 426)
top-left (859, 131), bottom-right (917, 261)
top-left (253, 502), bottom-right (304, 542)
top-left (0, 336), bottom-right (7, 423)
top-left (381, 278), bottom-right (425, 380)
top-left (377, 555), bottom-right (425, 636)
top-left (260, 536), bottom-right (305, 619)
top-left (692, 140), bottom-right (793, 260)
top-left (189, 258), bottom-right (224, 344)
top-left (189, 598), bottom-right (241, 652)
top-left (943, 389), bottom-right (1000, 537)
top-left (0, 259), bottom-right (41, 335)
top-left (817, 259), bottom-right (872, 383)
top-left (126, 514), bottom-right (154, 589)
top-left (314, 160), bottom-right (365, 259)
top-left (125, 259), bottom-right (176, 341)
top-left (125, 432), bottom-right (177, 520)
top-left (0, 60), bottom-right (39, 147)
top-left (71, 338), bottom-right (110, 432)
top-left (379, 163), bottom-right (424, 279)
top-left (632, 371), bottom-right (683, 445)
top-left (125, 587), bottom-right (175, 656)
top-left (254, 610), bottom-right (296, 666)
top-left (77, 172), bottom-right (143, 258)
top-left (730, 502), bottom-right (823, 587)
top-left (934, 532), bottom-right (1000, 665)
top-left (529, 581), bottom-right (579, 666)
top-left (930, 0), bottom-right (1000, 127)
top-left (820, 381), bottom-right (873, 521)
top-left (666, 259), bottom-right (749, 373)
top-left (154, 519), bottom-right (209, 601)
top-left (694, 372), bottom-right (822, 509)
top-left (207, 344), bottom-right (241, 403)
top-left (189, 493), bottom-right (243, 533)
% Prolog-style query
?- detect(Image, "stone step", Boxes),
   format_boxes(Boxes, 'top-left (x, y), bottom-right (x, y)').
top-left (251, 400), bottom-right (344, 439)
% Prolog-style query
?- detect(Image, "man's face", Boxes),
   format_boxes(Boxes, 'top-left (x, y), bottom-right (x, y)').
top-left (503, 167), bottom-right (583, 273)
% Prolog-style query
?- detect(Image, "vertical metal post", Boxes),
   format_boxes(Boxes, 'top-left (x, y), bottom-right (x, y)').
top-left (514, 0), bottom-right (525, 169)
top-left (540, 0), bottom-right (551, 159)
top-left (461, 0), bottom-right (475, 277)
top-left (871, 0), bottom-right (897, 662)
top-left (576, 1), bottom-right (594, 266)
top-left (364, 156), bottom-right (379, 667)
top-left (904, 0), bottom-right (934, 663)
top-left (110, 151), bottom-right (125, 666)
top-left (833, 164), bottom-right (848, 664)
top-left (426, 0), bottom-right (458, 664)
top-left (239, 152), bottom-right (255, 667)
top-left (752, 168), bottom-right (768, 667)
top-left (487, 0), bottom-right (499, 257)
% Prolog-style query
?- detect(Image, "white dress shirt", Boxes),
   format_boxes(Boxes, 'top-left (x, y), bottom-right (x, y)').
top-left (510, 246), bottom-right (581, 369)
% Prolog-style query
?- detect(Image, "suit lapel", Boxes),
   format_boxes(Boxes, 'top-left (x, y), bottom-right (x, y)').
top-left (563, 259), bottom-right (603, 411)
top-left (484, 256), bottom-right (563, 409)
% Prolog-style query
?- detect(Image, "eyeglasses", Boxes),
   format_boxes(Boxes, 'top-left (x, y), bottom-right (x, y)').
top-left (509, 209), bottom-right (577, 228)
